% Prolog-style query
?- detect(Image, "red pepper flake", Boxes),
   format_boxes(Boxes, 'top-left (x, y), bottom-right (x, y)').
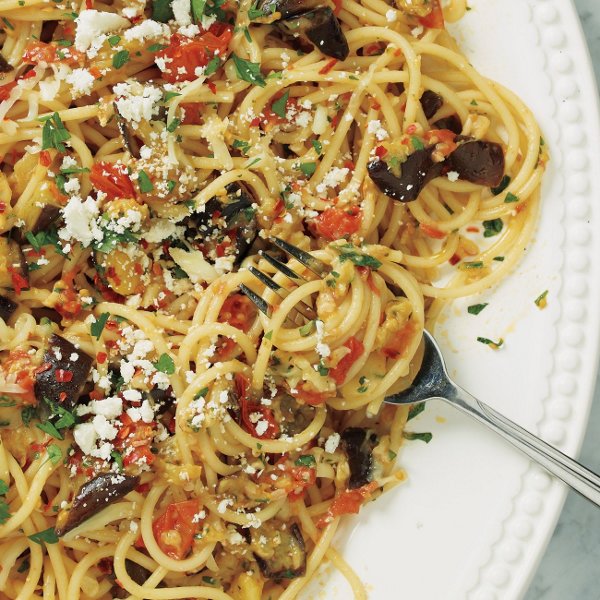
top-left (89, 390), bottom-right (103, 400)
top-left (39, 150), bottom-right (52, 167)
top-left (374, 145), bottom-right (387, 159)
top-left (207, 81), bottom-right (217, 94)
top-left (0, 202), bottom-right (5, 213)
top-left (406, 124), bottom-right (417, 135)
top-left (58, 392), bottom-right (67, 403)
top-left (152, 263), bottom-right (162, 276)
top-left (319, 59), bottom-right (338, 75)
top-left (8, 267), bottom-right (28, 295)
top-left (85, 0), bottom-right (94, 8)
top-left (466, 226), bottom-right (479, 233)
top-left (420, 223), bottom-right (446, 239)
top-left (344, 160), bottom-right (355, 170)
top-left (250, 117), bottom-right (261, 127)
top-left (449, 254), bottom-right (461, 266)
top-left (133, 263), bottom-right (143, 275)
top-left (55, 369), bottom-right (73, 383)
top-left (370, 98), bottom-right (381, 110)
top-left (96, 351), bottom-right (107, 364)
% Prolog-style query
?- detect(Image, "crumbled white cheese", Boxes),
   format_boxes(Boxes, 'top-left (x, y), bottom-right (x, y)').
top-left (315, 320), bottom-right (330, 358)
top-left (58, 195), bottom-right (102, 247)
top-left (324, 432), bottom-right (341, 454)
top-left (315, 167), bottom-right (349, 195)
top-left (124, 19), bottom-right (170, 43)
top-left (74, 10), bottom-right (129, 53)
top-left (367, 119), bottom-right (389, 141)
top-left (113, 81), bottom-right (163, 128)
top-left (447, 170), bottom-right (460, 182)
top-left (66, 68), bottom-right (95, 98)
top-left (171, 0), bottom-right (192, 26)
top-left (386, 9), bottom-right (397, 22)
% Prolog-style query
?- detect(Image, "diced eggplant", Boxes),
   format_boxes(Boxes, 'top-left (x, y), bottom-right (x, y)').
top-left (111, 560), bottom-right (154, 598)
top-left (0, 294), bottom-right (17, 322)
top-left (256, 0), bottom-right (320, 20)
top-left (34, 334), bottom-right (93, 410)
top-left (0, 237), bottom-right (29, 290)
top-left (182, 182), bottom-right (258, 266)
top-left (367, 148), bottom-right (443, 202)
top-left (276, 392), bottom-right (315, 436)
top-left (276, 7), bottom-right (349, 61)
top-left (114, 102), bottom-right (141, 159)
top-left (447, 140), bottom-right (505, 187)
top-left (30, 306), bottom-right (62, 324)
top-left (0, 54), bottom-right (12, 73)
top-left (31, 204), bottom-right (61, 234)
top-left (433, 114), bottom-right (462, 135)
top-left (420, 90), bottom-right (443, 120)
top-left (55, 473), bottom-right (140, 536)
top-left (40, 20), bottom-right (59, 43)
top-left (341, 428), bottom-right (378, 489)
top-left (251, 521), bottom-right (306, 580)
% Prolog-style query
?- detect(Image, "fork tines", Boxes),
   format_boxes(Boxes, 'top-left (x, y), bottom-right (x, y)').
top-left (241, 238), bottom-right (328, 323)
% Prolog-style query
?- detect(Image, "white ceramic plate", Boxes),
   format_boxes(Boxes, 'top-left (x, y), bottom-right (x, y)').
top-left (301, 1), bottom-right (600, 598)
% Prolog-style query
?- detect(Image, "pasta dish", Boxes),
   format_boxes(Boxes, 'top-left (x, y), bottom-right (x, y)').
top-left (0, 0), bottom-right (547, 597)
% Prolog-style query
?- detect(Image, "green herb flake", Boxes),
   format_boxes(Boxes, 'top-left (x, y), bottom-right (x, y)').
top-left (0, 480), bottom-right (8, 496)
top-left (482, 218), bottom-right (503, 238)
top-left (271, 90), bottom-right (289, 119)
top-left (493, 256), bottom-right (505, 262)
top-left (403, 431), bottom-right (433, 443)
top-left (21, 406), bottom-right (37, 427)
top-left (317, 360), bottom-right (329, 376)
top-left (151, 0), bottom-right (173, 22)
top-left (28, 527), bottom-right (59, 546)
top-left (264, 330), bottom-right (273, 340)
top-left (204, 56), bottom-right (221, 76)
top-left (311, 139), bottom-right (322, 155)
top-left (337, 246), bottom-right (382, 269)
top-left (137, 170), bottom-right (154, 193)
top-left (191, 0), bottom-right (207, 22)
top-left (232, 139), bottom-right (250, 155)
top-left (411, 136), bottom-right (425, 150)
top-left (111, 450), bottom-right (124, 471)
top-left (203, 576), bottom-right (218, 585)
top-left (148, 42), bottom-right (168, 52)
top-left (295, 455), bottom-right (316, 467)
top-left (17, 558), bottom-right (29, 573)
top-left (47, 444), bottom-right (62, 465)
top-left (163, 91), bottom-right (181, 103)
top-left (477, 336), bottom-right (504, 349)
top-left (232, 54), bottom-right (266, 87)
top-left (108, 35), bottom-right (121, 47)
top-left (153, 353), bottom-right (175, 374)
top-left (112, 50), bottom-right (130, 69)
top-left (468, 303), bottom-right (488, 315)
top-left (167, 118), bottom-right (181, 133)
top-left (2, 17), bottom-right (14, 30)
top-left (91, 312), bottom-right (109, 340)
top-left (460, 261), bottom-right (484, 270)
top-left (407, 402), bottom-right (425, 421)
top-left (36, 422), bottom-right (63, 440)
top-left (41, 112), bottom-right (71, 153)
top-left (299, 320), bottom-right (315, 337)
top-left (504, 192), bottom-right (519, 203)
top-left (299, 162), bottom-right (316, 177)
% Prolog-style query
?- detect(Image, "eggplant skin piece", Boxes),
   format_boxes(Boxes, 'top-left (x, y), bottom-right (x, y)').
top-left (258, 0), bottom-right (320, 20)
top-left (447, 140), bottom-right (505, 187)
top-left (111, 560), bottom-right (155, 598)
top-left (0, 295), bottom-right (17, 322)
top-left (182, 182), bottom-right (258, 265)
top-left (420, 90), bottom-right (443, 120)
top-left (341, 428), bottom-right (378, 489)
top-left (34, 334), bottom-right (93, 410)
top-left (253, 522), bottom-right (306, 580)
top-left (55, 473), bottom-right (140, 537)
top-left (433, 114), bottom-right (462, 135)
top-left (367, 149), bottom-right (443, 203)
top-left (277, 7), bottom-right (349, 61)
top-left (0, 54), bottom-right (12, 73)
top-left (31, 205), bottom-right (61, 234)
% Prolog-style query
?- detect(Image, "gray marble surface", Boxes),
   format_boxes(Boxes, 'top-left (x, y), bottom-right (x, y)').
top-left (524, 2), bottom-right (600, 599)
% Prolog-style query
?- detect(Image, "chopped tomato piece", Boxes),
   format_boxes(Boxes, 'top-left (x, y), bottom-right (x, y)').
top-left (329, 337), bottom-right (364, 385)
top-left (0, 81), bottom-right (17, 101)
top-left (293, 384), bottom-right (333, 406)
top-left (123, 445), bottom-right (155, 467)
top-left (423, 128), bottom-right (457, 156)
top-left (419, 0), bottom-right (445, 29)
top-left (317, 482), bottom-right (378, 528)
top-left (8, 267), bottom-right (29, 295)
top-left (314, 207), bottom-right (361, 241)
top-left (153, 499), bottom-right (202, 559)
top-left (382, 321), bottom-right (415, 359)
top-left (179, 102), bottom-right (204, 125)
top-left (235, 373), bottom-right (280, 439)
top-left (156, 25), bottom-right (232, 83)
top-left (218, 294), bottom-right (257, 332)
top-left (90, 162), bottom-right (136, 200)
top-left (286, 466), bottom-right (317, 501)
top-left (23, 42), bottom-right (57, 64)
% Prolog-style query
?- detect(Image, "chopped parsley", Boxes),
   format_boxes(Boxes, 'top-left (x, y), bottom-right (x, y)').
top-left (47, 444), bottom-right (62, 465)
top-left (191, 0), bottom-right (207, 22)
top-left (534, 290), bottom-right (548, 309)
top-left (204, 56), bottom-right (221, 76)
top-left (112, 50), bottom-right (130, 69)
top-left (167, 118), bottom-right (181, 133)
top-left (403, 431), bottom-right (432, 443)
top-left (295, 455), bottom-right (316, 467)
top-left (299, 320), bottom-right (315, 336)
top-left (28, 527), bottom-right (59, 546)
top-left (163, 91), bottom-right (181, 102)
top-left (151, 0), bottom-right (173, 22)
top-left (36, 421), bottom-right (63, 440)
top-left (504, 192), bottom-right (519, 203)
top-left (271, 90), bottom-right (289, 118)
top-left (467, 303), bottom-right (488, 315)
top-left (0, 479), bottom-right (10, 524)
top-left (41, 112), bottom-right (71, 153)
top-left (232, 139), bottom-right (250, 155)
top-left (137, 170), bottom-right (154, 193)
top-left (482, 219), bottom-right (503, 237)
top-left (336, 245), bottom-right (382, 269)
top-left (411, 136), bottom-right (425, 150)
top-left (108, 35), bottom-right (121, 47)
top-left (407, 402), bottom-right (425, 421)
top-left (311, 139), bottom-right (322, 155)
top-left (299, 162), bottom-right (316, 177)
top-left (154, 353), bottom-right (175, 374)
top-left (232, 54), bottom-right (266, 87)
top-left (477, 336), bottom-right (504, 349)
top-left (91, 312), bottom-right (109, 340)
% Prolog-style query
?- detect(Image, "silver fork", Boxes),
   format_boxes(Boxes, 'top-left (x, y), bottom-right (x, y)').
top-left (242, 238), bottom-right (600, 507)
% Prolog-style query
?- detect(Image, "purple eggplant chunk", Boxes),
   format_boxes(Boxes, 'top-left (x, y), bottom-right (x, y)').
top-left (447, 140), bottom-right (505, 187)
top-left (277, 7), bottom-right (349, 60)
top-left (55, 473), bottom-right (140, 536)
top-left (367, 149), bottom-right (443, 202)
top-left (0, 54), bottom-right (12, 73)
top-left (34, 335), bottom-right (93, 409)
top-left (0, 295), bottom-right (17, 322)
top-left (114, 102), bottom-right (141, 159)
top-left (341, 428), bottom-right (378, 489)
top-left (433, 114), bottom-right (462, 135)
top-left (252, 522), bottom-right (306, 580)
top-left (112, 560), bottom-right (156, 598)
top-left (31, 205), bottom-right (61, 234)
top-left (257, 0), bottom-right (320, 19)
top-left (420, 90), bottom-right (443, 120)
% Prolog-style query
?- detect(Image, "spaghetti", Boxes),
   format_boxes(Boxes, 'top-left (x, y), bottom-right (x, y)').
top-left (0, 0), bottom-right (547, 598)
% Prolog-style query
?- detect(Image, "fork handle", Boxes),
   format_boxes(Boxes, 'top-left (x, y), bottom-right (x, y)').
top-left (447, 385), bottom-right (600, 507)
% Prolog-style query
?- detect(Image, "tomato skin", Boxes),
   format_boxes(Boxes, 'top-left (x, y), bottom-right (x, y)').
top-left (419, 0), bottom-right (445, 28)
top-left (218, 294), bottom-right (256, 332)
top-left (22, 41), bottom-right (83, 66)
top-left (287, 466), bottom-right (317, 501)
top-left (329, 337), bottom-right (364, 385)
top-left (179, 102), bottom-right (205, 125)
top-left (90, 162), bottom-right (136, 200)
top-left (156, 25), bottom-right (232, 83)
top-left (235, 373), bottom-right (280, 439)
top-left (423, 128), bottom-right (457, 157)
top-left (382, 321), bottom-right (415, 359)
top-left (314, 207), bottom-right (361, 241)
top-left (153, 499), bottom-right (202, 559)
top-left (317, 482), bottom-right (378, 528)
